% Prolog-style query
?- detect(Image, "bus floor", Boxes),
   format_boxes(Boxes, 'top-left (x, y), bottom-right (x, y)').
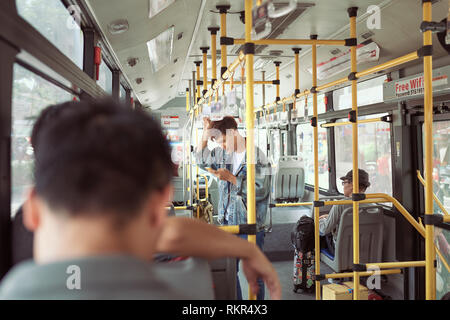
top-left (237, 259), bottom-right (404, 300)
top-left (239, 206), bottom-right (404, 300)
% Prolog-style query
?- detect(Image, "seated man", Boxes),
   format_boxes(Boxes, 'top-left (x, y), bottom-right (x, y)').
top-left (317, 169), bottom-right (371, 257)
top-left (0, 100), bottom-right (280, 300)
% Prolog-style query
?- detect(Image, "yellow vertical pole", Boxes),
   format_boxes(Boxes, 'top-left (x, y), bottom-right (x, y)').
top-left (423, 0), bottom-right (436, 300)
top-left (195, 61), bottom-right (201, 103)
top-left (292, 48), bottom-right (301, 96)
top-left (245, 0), bottom-right (257, 301)
top-left (274, 61), bottom-right (281, 102)
top-left (348, 7), bottom-right (361, 300)
top-left (195, 111), bottom-right (200, 219)
top-left (218, 4), bottom-right (230, 84)
top-left (208, 27), bottom-right (219, 91)
top-left (310, 34), bottom-right (321, 300)
top-left (186, 90), bottom-right (191, 206)
top-left (262, 71), bottom-right (266, 106)
top-left (201, 47), bottom-right (209, 97)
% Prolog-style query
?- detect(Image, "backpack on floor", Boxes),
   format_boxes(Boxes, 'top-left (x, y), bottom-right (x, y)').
top-left (291, 216), bottom-right (316, 293)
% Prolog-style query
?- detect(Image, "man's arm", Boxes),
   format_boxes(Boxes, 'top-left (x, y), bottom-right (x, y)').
top-left (156, 216), bottom-right (281, 300)
top-left (194, 117), bottom-right (221, 171)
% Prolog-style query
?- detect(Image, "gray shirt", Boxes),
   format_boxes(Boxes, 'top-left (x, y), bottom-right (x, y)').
top-left (0, 255), bottom-right (214, 300)
top-left (315, 198), bottom-right (373, 245)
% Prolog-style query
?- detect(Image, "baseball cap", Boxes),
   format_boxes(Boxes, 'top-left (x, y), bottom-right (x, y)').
top-left (340, 169), bottom-right (371, 188)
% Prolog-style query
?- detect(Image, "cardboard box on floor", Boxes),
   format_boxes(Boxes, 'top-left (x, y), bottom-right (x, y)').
top-left (322, 281), bottom-right (369, 300)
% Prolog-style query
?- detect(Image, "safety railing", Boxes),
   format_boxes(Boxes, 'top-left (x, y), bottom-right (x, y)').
top-left (181, 0), bottom-right (441, 300)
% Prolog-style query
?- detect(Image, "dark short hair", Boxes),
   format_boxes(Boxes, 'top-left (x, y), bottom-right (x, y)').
top-left (31, 103), bottom-right (72, 150)
top-left (210, 116), bottom-right (238, 136)
top-left (33, 99), bottom-right (173, 222)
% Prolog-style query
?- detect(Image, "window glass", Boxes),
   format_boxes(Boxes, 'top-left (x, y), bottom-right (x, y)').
top-left (423, 120), bottom-right (450, 300)
top-left (296, 122), bottom-right (329, 189)
top-left (98, 60), bottom-right (113, 94)
top-left (16, 0), bottom-right (84, 69)
top-left (120, 85), bottom-right (126, 103)
top-left (333, 75), bottom-right (387, 110)
top-left (295, 93), bottom-right (326, 118)
top-left (11, 64), bottom-right (72, 216)
top-left (423, 120), bottom-right (450, 215)
top-left (257, 128), bottom-right (268, 157)
top-left (335, 113), bottom-right (392, 197)
top-left (270, 130), bottom-right (281, 163)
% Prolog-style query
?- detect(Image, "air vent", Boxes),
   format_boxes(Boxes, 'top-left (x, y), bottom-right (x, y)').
top-left (234, 3), bottom-right (315, 55)
top-left (330, 48), bottom-right (341, 55)
top-left (139, 90), bottom-right (147, 94)
top-left (136, 77), bottom-right (144, 84)
top-left (171, 74), bottom-right (175, 78)
top-left (269, 50), bottom-right (283, 56)
top-left (173, 58), bottom-right (178, 63)
top-left (177, 32), bottom-right (183, 40)
top-left (108, 19), bottom-right (129, 34)
top-left (361, 30), bottom-right (374, 40)
top-left (127, 57), bottom-right (139, 67)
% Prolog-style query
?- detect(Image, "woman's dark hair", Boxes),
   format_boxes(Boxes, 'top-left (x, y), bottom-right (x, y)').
top-left (210, 116), bottom-right (238, 136)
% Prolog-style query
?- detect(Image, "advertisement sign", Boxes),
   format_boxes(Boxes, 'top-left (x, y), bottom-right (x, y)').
top-left (307, 40), bottom-right (380, 80)
top-left (383, 65), bottom-right (450, 102)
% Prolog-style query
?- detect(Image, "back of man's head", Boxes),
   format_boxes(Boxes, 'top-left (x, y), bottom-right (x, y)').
top-left (32, 99), bottom-right (173, 223)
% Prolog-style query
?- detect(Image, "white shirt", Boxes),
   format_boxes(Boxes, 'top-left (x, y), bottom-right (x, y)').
top-left (232, 150), bottom-right (246, 175)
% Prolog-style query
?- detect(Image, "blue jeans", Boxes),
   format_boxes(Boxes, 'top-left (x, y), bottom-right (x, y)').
top-left (236, 231), bottom-right (265, 300)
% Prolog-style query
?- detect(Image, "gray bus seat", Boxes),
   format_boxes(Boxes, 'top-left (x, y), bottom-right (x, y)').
top-left (153, 257), bottom-right (215, 299)
top-left (209, 258), bottom-right (237, 300)
top-left (320, 206), bottom-right (384, 272)
top-left (272, 156), bottom-right (305, 202)
top-left (172, 176), bottom-right (185, 203)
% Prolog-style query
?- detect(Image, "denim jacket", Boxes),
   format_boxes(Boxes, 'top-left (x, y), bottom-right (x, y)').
top-left (195, 146), bottom-right (271, 231)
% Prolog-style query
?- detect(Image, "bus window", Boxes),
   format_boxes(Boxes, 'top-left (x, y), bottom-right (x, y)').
top-left (120, 85), bottom-right (126, 102)
top-left (429, 122), bottom-right (450, 300)
top-left (335, 113), bottom-right (392, 197)
top-left (297, 93), bottom-right (326, 117)
top-left (98, 60), bottom-right (113, 94)
top-left (257, 128), bottom-right (268, 157)
top-left (332, 75), bottom-right (387, 110)
top-left (271, 130), bottom-right (281, 163)
top-left (296, 122), bottom-right (329, 189)
top-left (16, 0), bottom-right (84, 69)
top-left (424, 120), bottom-right (450, 215)
top-left (11, 64), bottom-right (72, 217)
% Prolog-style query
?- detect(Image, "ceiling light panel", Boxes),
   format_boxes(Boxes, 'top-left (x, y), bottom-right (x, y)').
top-left (147, 26), bottom-right (174, 73)
top-left (148, 0), bottom-right (175, 19)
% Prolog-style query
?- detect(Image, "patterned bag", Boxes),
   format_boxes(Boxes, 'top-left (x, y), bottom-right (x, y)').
top-left (196, 200), bottom-right (213, 224)
top-left (293, 248), bottom-right (315, 293)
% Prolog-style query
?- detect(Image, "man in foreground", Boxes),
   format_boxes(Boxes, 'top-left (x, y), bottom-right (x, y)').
top-left (0, 100), bottom-right (280, 300)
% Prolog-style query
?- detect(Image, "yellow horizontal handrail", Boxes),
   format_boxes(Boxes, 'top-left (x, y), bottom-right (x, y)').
top-left (321, 118), bottom-right (383, 128)
top-left (255, 50), bottom-right (420, 114)
top-left (325, 269), bottom-right (402, 279)
top-left (191, 51), bottom-right (245, 111)
top-left (233, 38), bottom-right (346, 46)
top-left (367, 261), bottom-right (426, 269)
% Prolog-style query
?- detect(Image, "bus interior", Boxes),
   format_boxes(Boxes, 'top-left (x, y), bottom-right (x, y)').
top-left (1, 0), bottom-right (450, 301)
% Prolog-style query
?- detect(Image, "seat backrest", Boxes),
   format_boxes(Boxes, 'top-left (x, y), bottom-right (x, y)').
top-left (334, 205), bottom-right (384, 271)
top-left (273, 156), bottom-right (305, 201)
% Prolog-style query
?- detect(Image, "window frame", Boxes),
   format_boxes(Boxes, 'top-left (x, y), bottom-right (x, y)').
top-left (332, 112), bottom-right (394, 198)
